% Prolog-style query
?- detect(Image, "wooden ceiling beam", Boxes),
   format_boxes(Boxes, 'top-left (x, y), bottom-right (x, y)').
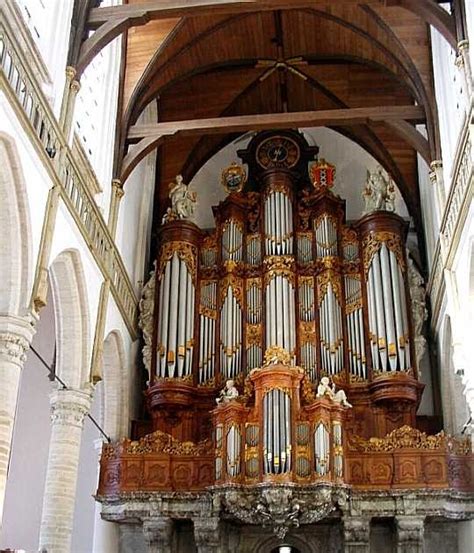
top-left (121, 105), bottom-right (426, 182)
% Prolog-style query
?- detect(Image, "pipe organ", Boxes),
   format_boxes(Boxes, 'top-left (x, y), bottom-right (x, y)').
top-left (145, 130), bottom-right (424, 478)
top-left (99, 131), bottom-right (474, 533)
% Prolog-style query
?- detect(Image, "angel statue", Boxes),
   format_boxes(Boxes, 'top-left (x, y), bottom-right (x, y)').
top-left (162, 174), bottom-right (197, 223)
top-left (316, 376), bottom-right (352, 408)
top-left (363, 166), bottom-right (396, 214)
top-left (216, 379), bottom-right (239, 404)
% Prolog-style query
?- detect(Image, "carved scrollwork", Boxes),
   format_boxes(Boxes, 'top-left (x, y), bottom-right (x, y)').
top-left (263, 346), bottom-right (292, 367)
top-left (348, 425), bottom-right (449, 452)
top-left (221, 485), bottom-right (347, 539)
top-left (159, 242), bottom-right (197, 281)
top-left (120, 430), bottom-right (211, 456)
top-left (362, 231), bottom-right (405, 274)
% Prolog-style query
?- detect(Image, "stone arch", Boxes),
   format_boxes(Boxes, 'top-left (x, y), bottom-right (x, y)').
top-left (0, 132), bottom-right (33, 316)
top-left (101, 330), bottom-right (128, 440)
top-left (49, 249), bottom-right (90, 389)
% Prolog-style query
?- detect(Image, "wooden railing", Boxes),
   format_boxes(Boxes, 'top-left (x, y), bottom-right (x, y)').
top-left (0, 19), bottom-right (138, 339)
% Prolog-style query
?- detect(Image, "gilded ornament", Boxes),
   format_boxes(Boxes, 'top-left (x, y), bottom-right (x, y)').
top-left (246, 324), bottom-right (262, 345)
top-left (159, 241), bottom-right (197, 281)
top-left (219, 275), bottom-right (244, 307)
top-left (121, 430), bottom-right (211, 456)
top-left (317, 271), bottom-right (343, 306)
top-left (263, 346), bottom-right (292, 367)
top-left (362, 231), bottom-right (405, 274)
top-left (348, 425), bottom-right (447, 452)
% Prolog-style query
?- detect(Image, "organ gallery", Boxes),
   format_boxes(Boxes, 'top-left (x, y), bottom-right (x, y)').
top-left (98, 131), bottom-right (473, 551)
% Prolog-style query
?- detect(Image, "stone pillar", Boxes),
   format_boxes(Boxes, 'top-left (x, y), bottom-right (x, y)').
top-left (108, 179), bottom-right (125, 239)
top-left (395, 516), bottom-right (425, 553)
top-left (193, 517), bottom-right (221, 553)
top-left (39, 385), bottom-right (94, 553)
top-left (343, 516), bottom-right (370, 552)
top-left (143, 518), bottom-right (174, 553)
top-left (0, 314), bottom-right (35, 526)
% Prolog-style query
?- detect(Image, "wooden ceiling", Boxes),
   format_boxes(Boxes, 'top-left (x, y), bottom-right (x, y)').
top-left (80, 1), bottom-right (462, 226)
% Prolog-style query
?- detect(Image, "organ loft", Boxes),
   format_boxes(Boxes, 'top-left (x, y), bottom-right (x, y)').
top-left (98, 131), bottom-right (473, 551)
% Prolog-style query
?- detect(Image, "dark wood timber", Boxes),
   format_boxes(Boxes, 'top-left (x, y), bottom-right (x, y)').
top-left (121, 106), bottom-right (425, 182)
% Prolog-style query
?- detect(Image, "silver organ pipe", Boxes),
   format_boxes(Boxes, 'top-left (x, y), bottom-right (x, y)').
top-left (263, 389), bottom-right (291, 474)
top-left (199, 281), bottom-right (217, 383)
top-left (314, 422), bottom-right (330, 477)
top-left (222, 219), bottom-right (243, 263)
top-left (220, 284), bottom-right (242, 379)
top-left (264, 190), bottom-right (293, 256)
top-left (246, 234), bottom-right (262, 265)
top-left (157, 247), bottom-right (196, 379)
top-left (315, 215), bottom-right (338, 258)
top-left (318, 279), bottom-right (343, 375)
top-left (226, 425), bottom-right (241, 477)
top-left (344, 275), bottom-right (366, 379)
top-left (364, 234), bottom-right (411, 373)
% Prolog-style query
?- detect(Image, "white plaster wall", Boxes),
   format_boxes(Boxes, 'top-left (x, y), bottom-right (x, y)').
top-left (190, 127), bottom-right (409, 230)
top-left (430, 26), bottom-right (467, 191)
top-left (417, 154), bottom-right (439, 271)
top-left (0, 290), bottom-right (54, 550)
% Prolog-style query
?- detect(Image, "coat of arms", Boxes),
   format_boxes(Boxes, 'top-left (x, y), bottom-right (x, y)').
top-left (221, 162), bottom-right (247, 194)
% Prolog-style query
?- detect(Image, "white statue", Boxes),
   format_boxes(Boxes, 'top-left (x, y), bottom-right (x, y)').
top-left (162, 175), bottom-right (197, 223)
top-left (407, 254), bottom-right (428, 368)
top-left (316, 376), bottom-right (352, 408)
top-left (363, 166), bottom-right (396, 214)
top-left (216, 379), bottom-right (239, 404)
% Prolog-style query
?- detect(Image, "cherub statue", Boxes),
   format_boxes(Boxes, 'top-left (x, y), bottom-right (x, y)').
top-left (316, 376), bottom-right (352, 408)
top-left (363, 166), bottom-right (396, 214)
top-left (216, 379), bottom-right (239, 404)
top-left (162, 175), bottom-right (197, 223)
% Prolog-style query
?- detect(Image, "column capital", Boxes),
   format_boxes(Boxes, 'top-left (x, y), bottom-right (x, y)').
top-left (49, 385), bottom-right (94, 428)
top-left (0, 314), bottom-right (36, 366)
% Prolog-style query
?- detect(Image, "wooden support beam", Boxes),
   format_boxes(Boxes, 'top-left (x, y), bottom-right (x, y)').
top-left (121, 105), bottom-right (426, 182)
top-left (79, 0), bottom-right (456, 76)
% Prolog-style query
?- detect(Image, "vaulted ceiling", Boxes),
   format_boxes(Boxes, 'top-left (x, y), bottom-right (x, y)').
top-left (78, 1), bottom-right (462, 227)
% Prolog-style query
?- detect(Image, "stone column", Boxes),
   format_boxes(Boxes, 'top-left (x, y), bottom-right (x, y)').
top-left (395, 516), bottom-right (425, 553)
top-left (194, 517), bottom-right (221, 553)
top-left (143, 518), bottom-right (174, 553)
top-left (343, 516), bottom-right (370, 552)
top-left (0, 314), bottom-right (35, 526)
top-left (39, 385), bottom-right (94, 553)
